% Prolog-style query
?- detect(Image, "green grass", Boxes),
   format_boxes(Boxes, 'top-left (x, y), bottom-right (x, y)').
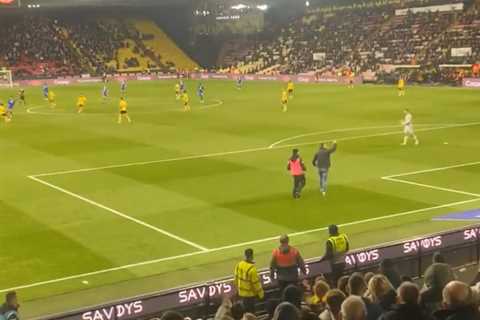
top-left (1, 80), bottom-right (479, 318)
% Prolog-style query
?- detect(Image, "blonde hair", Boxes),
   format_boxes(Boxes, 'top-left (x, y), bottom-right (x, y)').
top-left (367, 275), bottom-right (395, 303)
top-left (313, 280), bottom-right (330, 301)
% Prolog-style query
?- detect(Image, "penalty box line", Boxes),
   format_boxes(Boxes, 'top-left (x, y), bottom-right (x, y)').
top-left (382, 161), bottom-right (480, 198)
top-left (27, 175), bottom-right (209, 252)
top-left (3, 197), bottom-right (480, 293)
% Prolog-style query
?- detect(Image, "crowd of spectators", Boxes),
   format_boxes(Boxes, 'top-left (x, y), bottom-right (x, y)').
top-left (159, 249), bottom-right (480, 320)
top-left (224, 0), bottom-right (480, 81)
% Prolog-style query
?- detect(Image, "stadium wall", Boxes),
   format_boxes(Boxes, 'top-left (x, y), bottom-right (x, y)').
top-left (40, 225), bottom-right (480, 320)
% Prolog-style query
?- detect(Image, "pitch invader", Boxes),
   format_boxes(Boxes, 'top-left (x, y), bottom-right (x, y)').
top-left (77, 94), bottom-right (87, 113)
top-left (197, 82), bottom-right (205, 103)
top-left (182, 91), bottom-right (191, 112)
top-left (281, 89), bottom-right (288, 112)
top-left (401, 109), bottom-right (419, 146)
top-left (287, 80), bottom-right (294, 99)
top-left (398, 76), bottom-right (406, 97)
top-left (42, 83), bottom-right (49, 100)
top-left (17, 89), bottom-right (26, 106)
top-left (6, 96), bottom-right (15, 122)
top-left (120, 79), bottom-right (127, 97)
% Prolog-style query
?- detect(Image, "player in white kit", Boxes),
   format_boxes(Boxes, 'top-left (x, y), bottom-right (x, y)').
top-left (401, 109), bottom-right (419, 146)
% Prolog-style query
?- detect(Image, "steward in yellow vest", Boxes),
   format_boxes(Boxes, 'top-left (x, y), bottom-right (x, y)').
top-left (234, 248), bottom-right (264, 313)
top-left (321, 224), bottom-right (350, 285)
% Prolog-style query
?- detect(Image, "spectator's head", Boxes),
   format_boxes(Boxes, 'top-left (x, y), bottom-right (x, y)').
top-left (280, 234), bottom-right (289, 246)
top-left (328, 224), bottom-right (339, 236)
top-left (443, 281), bottom-right (473, 310)
top-left (325, 289), bottom-right (346, 319)
top-left (401, 275), bottom-right (413, 283)
top-left (348, 272), bottom-right (367, 296)
top-left (367, 274), bottom-right (395, 303)
top-left (272, 302), bottom-right (300, 320)
top-left (341, 296), bottom-right (367, 320)
top-left (397, 282), bottom-right (420, 305)
top-left (364, 272), bottom-right (375, 284)
top-left (5, 291), bottom-right (18, 310)
top-left (282, 284), bottom-right (302, 308)
top-left (160, 311), bottom-right (183, 320)
top-left (337, 275), bottom-right (350, 296)
top-left (319, 143), bottom-right (325, 149)
top-left (231, 301), bottom-right (245, 320)
top-left (433, 252), bottom-right (446, 263)
top-left (241, 313), bottom-right (256, 320)
top-left (244, 248), bottom-right (254, 262)
top-left (313, 280), bottom-right (330, 301)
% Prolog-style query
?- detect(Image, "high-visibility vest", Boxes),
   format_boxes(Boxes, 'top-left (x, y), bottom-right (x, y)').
top-left (289, 159), bottom-right (304, 176)
top-left (234, 260), bottom-right (264, 298)
top-left (272, 246), bottom-right (299, 267)
top-left (327, 234), bottom-right (349, 255)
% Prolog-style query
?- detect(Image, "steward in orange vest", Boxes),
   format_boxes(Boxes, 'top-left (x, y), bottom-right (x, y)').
top-left (287, 149), bottom-right (306, 199)
top-left (270, 235), bottom-right (306, 293)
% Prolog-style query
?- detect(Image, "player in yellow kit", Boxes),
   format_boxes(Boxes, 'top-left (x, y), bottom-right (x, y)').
top-left (175, 83), bottom-right (181, 100)
top-left (118, 97), bottom-right (132, 124)
top-left (0, 102), bottom-right (7, 123)
top-left (398, 76), bottom-right (406, 97)
top-left (76, 95), bottom-right (87, 113)
top-left (182, 91), bottom-right (191, 112)
top-left (287, 80), bottom-right (294, 99)
top-left (281, 90), bottom-right (288, 112)
top-left (48, 91), bottom-right (56, 108)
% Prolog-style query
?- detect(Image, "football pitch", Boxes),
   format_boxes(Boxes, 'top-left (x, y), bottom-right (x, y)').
top-left (1, 79), bottom-right (480, 318)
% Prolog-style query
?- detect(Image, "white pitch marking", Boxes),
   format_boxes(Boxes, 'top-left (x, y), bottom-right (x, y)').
top-left (30, 121), bottom-right (480, 178)
top-left (383, 161), bottom-right (480, 179)
top-left (382, 176), bottom-right (480, 198)
top-left (28, 175), bottom-right (209, 252)
top-left (2, 197), bottom-right (480, 293)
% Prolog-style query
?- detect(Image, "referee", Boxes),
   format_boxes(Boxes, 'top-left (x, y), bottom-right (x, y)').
top-left (321, 225), bottom-right (349, 285)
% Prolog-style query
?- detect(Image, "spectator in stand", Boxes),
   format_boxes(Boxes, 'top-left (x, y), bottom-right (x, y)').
top-left (364, 272), bottom-right (375, 285)
top-left (320, 289), bottom-right (346, 320)
top-left (379, 282), bottom-right (429, 320)
top-left (366, 275), bottom-right (397, 312)
top-left (234, 248), bottom-right (264, 313)
top-left (420, 252), bottom-right (456, 315)
top-left (309, 280), bottom-right (330, 313)
top-left (348, 273), bottom-right (382, 320)
top-left (272, 302), bottom-right (300, 320)
top-left (320, 224), bottom-right (349, 285)
top-left (0, 292), bottom-right (19, 320)
top-left (270, 235), bottom-right (306, 293)
top-left (380, 259), bottom-right (402, 289)
top-left (433, 281), bottom-right (479, 320)
top-left (282, 284), bottom-right (302, 309)
top-left (337, 275), bottom-right (350, 297)
top-left (160, 311), bottom-right (184, 320)
top-left (341, 296), bottom-right (367, 320)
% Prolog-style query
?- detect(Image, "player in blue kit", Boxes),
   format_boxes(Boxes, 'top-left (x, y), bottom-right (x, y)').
top-left (197, 82), bottom-right (205, 103)
top-left (6, 97), bottom-right (15, 122)
top-left (42, 84), bottom-right (49, 100)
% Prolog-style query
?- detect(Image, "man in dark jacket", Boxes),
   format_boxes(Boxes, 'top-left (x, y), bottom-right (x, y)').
top-left (0, 292), bottom-right (20, 320)
top-left (312, 141), bottom-right (337, 196)
top-left (433, 281), bottom-right (479, 320)
top-left (380, 282), bottom-right (429, 320)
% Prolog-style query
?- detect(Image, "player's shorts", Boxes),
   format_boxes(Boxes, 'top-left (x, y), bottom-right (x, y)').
top-left (282, 99), bottom-right (288, 104)
top-left (288, 89), bottom-right (293, 93)
top-left (1, 113), bottom-right (6, 117)
top-left (404, 125), bottom-right (414, 135)
top-left (48, 99), bottom-right (55, 103)
top-left (398, 87), bottom-right (405, 91)
top-left (120, 110), bottom-right (127, 114)
top-left (184, 102), bottom-right (189, 107)
top-left (77, 104), bottom-right (84, 108)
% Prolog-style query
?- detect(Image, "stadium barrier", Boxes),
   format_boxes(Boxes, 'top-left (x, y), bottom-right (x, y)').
top-left (463, 78), bottom-right (480, 88)
top-left (5, 73), bottom-right (363, 88)
top-left (42, 224), bottom-right (480, 320)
